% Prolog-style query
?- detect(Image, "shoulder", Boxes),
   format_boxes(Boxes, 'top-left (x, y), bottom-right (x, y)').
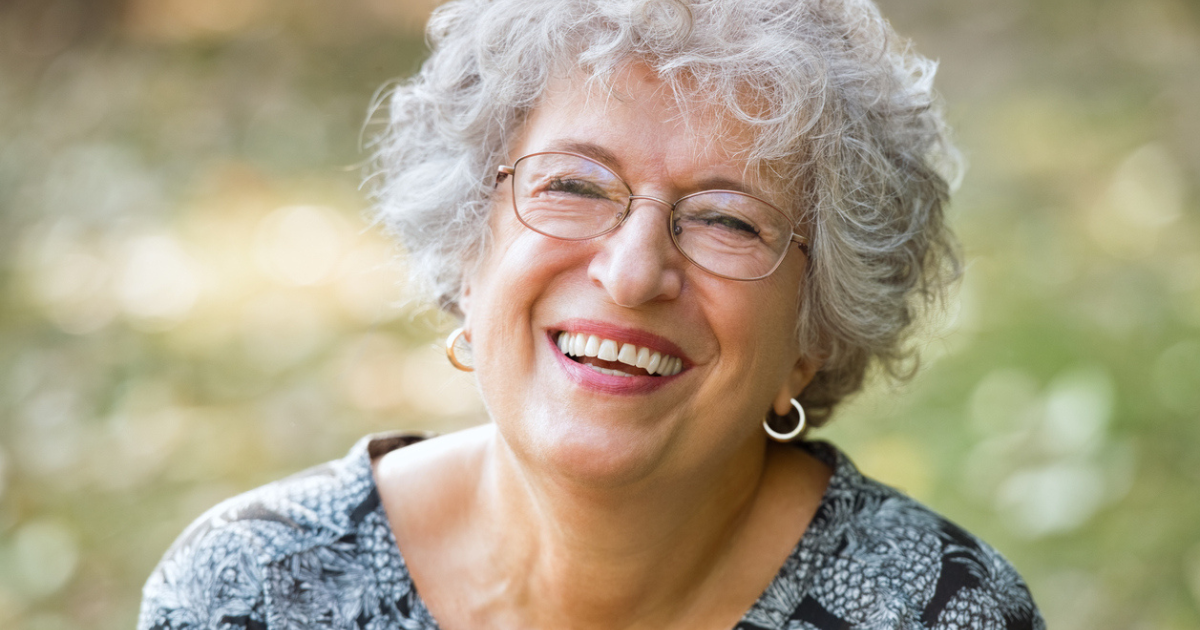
top-left (751, 441), bottom-right (1044, 630)
top-left (138, 434), bottom-right (405, 630)
top-left (373, 425), bottom-right (492, 525)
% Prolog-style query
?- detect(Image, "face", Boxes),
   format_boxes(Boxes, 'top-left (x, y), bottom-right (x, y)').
top-left (462, 63), bottom-right (814, 485)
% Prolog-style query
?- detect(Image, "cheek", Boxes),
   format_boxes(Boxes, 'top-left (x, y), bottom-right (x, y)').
top-left (760, 259), bottom-right (805, 342)
top-left (718, 278), bottom-right (804, 382)
top-left (465, 216), bottom-right (541, 320)
top-left (734, 271), bottom-right (802, 336)
top-left (465, 229), bottom-right (585, 360)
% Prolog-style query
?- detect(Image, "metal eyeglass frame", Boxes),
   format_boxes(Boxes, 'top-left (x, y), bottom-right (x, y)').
top-left (494, 151), bottom-right (810, 281)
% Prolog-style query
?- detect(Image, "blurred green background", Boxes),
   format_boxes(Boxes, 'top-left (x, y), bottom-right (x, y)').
top-left (0, 0), bottom-right (1197, 628)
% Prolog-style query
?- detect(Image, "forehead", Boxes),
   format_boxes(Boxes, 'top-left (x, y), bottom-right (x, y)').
top-left (510, 63), bottom-right (780, 199)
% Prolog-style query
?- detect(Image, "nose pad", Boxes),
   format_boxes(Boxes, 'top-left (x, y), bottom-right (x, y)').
top-left (588, 197), bottom-right (685, 307)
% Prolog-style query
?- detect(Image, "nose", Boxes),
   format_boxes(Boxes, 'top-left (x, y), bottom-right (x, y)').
top-left (587, 197), bottom-right (685, 307)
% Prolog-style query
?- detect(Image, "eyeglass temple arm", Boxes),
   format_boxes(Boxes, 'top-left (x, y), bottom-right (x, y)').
top-left (791, 233), bottom-right (810, 255)
top-left (495, 165), bottom-right (514, 187)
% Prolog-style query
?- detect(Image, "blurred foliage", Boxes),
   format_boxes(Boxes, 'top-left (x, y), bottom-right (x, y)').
top-left (0, 0), bottom-right (1197, 628)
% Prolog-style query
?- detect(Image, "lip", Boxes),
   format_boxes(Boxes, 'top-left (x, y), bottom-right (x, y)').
top-left (546, 319), bottom-right (688, 395)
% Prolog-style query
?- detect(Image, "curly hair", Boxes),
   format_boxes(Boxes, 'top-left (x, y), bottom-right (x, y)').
top-left (367, 0), bottom-right (962, 424)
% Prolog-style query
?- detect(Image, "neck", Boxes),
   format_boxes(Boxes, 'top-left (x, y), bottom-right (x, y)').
top-left (475, 425), bottom-right (771, 630)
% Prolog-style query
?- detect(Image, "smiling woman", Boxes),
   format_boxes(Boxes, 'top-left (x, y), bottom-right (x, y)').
top-left (459, 67), bottom-right (817, 490)
top-left (138, 1), bottom-right (1043, 629)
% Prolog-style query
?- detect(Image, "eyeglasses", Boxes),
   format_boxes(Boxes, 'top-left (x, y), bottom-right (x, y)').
top-left (495, 152), bottom-right (809, 281)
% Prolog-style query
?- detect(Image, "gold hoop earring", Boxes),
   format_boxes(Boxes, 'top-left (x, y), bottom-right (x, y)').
top-left (445, 327), bottom-right (474, 372)
top-left (763, 398), bottom-right (806, 442)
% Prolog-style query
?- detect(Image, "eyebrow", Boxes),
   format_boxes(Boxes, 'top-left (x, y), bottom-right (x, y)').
top-left (541, 139), bottom-right (762, 199)
top-left (545, 140), bottom-right (624, 171)
top-left (694, 175), bottom-right (754, 196)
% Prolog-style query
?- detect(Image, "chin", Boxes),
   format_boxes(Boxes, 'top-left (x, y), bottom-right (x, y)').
top-left (503, 412), bottom-right (673, 488)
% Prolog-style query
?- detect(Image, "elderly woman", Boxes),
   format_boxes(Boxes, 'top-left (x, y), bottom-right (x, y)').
top-left (140, 0), bottom-right (1043, 628)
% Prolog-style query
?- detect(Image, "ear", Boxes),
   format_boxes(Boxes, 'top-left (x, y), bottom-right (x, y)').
top-left (772, 353), bottom-right (824, 416)
top-left (457, 281), bottom-right (472, 324)
top-left (454, 269), bottom-right (476, 333)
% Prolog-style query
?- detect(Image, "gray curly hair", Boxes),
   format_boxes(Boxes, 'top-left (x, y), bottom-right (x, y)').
top-left (368, 0), bottom-right (961, 425)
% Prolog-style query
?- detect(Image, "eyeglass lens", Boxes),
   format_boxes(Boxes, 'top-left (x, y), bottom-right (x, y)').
top-left (509, 152), bottom-right (794, 280)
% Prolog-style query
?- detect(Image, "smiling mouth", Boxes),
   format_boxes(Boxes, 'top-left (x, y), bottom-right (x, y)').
top-left (555, 331), bottom-right (684, 377)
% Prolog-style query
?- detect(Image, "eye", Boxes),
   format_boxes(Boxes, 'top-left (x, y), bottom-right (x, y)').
top-left (692, 211), bottom-right (761, 236)
top-left (545, 177), bottom-right (610, 199)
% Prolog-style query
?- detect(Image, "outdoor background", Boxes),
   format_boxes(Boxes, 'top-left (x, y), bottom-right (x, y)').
top-left (0, 0), bottom-right (1197, 628)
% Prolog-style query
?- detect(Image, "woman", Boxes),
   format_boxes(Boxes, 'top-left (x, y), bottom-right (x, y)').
top-left (140, 0), bottom-right (1043, 628)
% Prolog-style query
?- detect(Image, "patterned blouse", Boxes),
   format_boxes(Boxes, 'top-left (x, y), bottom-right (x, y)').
top-left (139, 433), bottom-right (1044, 630)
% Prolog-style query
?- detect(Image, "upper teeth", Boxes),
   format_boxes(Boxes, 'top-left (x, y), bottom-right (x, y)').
top-left (555, 332), bottom-right (684, 376)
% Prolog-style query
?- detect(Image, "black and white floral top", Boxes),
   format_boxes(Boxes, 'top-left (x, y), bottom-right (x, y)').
top-left (139, 433), bottom-right (1044, 630)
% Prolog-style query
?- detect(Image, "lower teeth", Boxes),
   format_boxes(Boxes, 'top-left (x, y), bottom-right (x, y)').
top-left (587, 364), bottom-right (635, 378)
